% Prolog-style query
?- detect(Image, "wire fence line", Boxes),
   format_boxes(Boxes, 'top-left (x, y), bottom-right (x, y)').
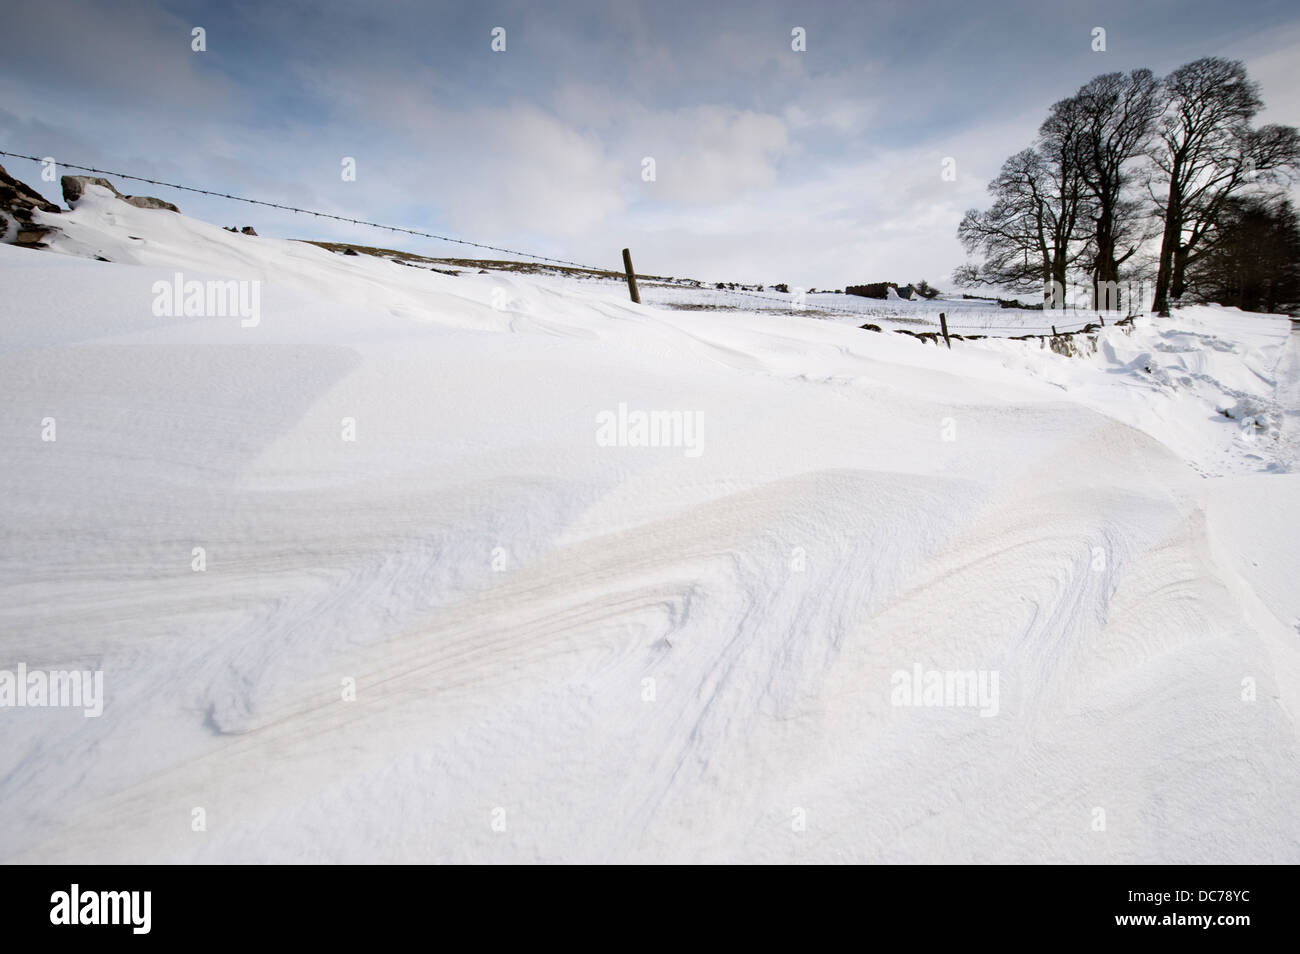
top-left (2, 148), bottom-right (1131, 338)
top-left (0, 148), bottom-right (608, 271)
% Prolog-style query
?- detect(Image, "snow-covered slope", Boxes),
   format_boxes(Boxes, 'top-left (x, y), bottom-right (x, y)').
top-left (2, 188), bottom-right (1298, 862)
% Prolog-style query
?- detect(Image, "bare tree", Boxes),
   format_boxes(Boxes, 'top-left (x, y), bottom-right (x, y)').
top-left (1185, 196), bottom-right (1300, 313)
top-left (1166, 125), bottom-right (1299, 311)
top-left (1148, 58), bottom-right (1300, 315)
top-left (1072, 69), bottom-right (1163, 309)
top-left (956, 149), bottom-right (1055, 296)
top-left (955, 112), bottom-right (1090, 304)
top-left (1036, 93), bottom-right (1093, 302)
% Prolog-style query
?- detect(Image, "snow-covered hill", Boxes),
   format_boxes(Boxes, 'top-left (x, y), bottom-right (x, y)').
top-left (2, 186), bottom-right (1298, 862)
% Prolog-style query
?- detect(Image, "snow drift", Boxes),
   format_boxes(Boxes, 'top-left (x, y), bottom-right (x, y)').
top-left (1, 186), bottom-right (1298, 863)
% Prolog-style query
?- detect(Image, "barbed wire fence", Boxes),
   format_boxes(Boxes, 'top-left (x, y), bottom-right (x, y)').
top-left (1, 148), bottom-right (1137, 341)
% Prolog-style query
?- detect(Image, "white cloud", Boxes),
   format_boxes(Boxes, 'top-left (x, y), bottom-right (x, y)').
top-left (630, 106), bottom-right (792, 204)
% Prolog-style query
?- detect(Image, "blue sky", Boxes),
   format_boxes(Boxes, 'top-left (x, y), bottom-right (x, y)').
top-left (3, 0), bottom-right (1299, 288)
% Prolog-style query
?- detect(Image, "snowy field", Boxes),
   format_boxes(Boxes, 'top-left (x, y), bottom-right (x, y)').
top-left (302, 242), bottom-right (1101, 334)
top-left (630, 282), bottom-right (1097, 335)
top-left (382, 261), bottom-right (1099, 335)
top-left (2, 186), bottom-right (1298, 863)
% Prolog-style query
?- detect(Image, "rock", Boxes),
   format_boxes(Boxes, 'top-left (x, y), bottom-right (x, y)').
top-left (1, 162), bottom-right (61, 247)
top-left (61, 174), bottom-right (179, 212)
top-left (859, 323), bottom-right (882, 332)
top-left (61, 175), bottom-right (123, 204)
top-left (10, 226), bottom-right (52, 246)
top-left (124, 195), bottom-right (180, 213)
top-left (342, 247), bottom-right (359, 256)
top-left (240, 226), bottom-right (257, 235)
top-left (2, 164), bottom-right (60, 214)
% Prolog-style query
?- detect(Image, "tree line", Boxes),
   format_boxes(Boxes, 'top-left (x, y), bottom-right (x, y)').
top-left (955, 58), bottom-right (1300, 315)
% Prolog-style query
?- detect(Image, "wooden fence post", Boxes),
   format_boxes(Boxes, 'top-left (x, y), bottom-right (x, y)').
top-left (622, 248), bottom-right (640, 304)
top-left (1051, 324), bottom-right (1058, 336)
top-left (939, 312), bottom-right (951, 349)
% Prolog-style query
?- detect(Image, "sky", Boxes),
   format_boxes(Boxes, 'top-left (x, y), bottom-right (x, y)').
top-left (3, 0), bottom-right (1300, 289)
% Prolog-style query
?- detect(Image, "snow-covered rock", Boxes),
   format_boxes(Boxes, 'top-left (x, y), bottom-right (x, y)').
top-left (61, 174), bottom-right (180, 213)
top-left (0, 162), bottom-right (60, 247)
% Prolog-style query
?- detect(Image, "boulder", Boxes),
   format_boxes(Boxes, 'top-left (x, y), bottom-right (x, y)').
top-left (1, 163), bottom-right (60, 213)
top-left (124, 195), bottom-right (180, 213)
top-left (61, 174), bottom-right (179, 212)
top-left (1, 162), bottom-right (61, 247)
top-left (61, 175), bottom-right (123, 203)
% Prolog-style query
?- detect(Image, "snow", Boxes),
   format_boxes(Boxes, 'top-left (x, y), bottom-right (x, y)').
top-left (1, 187), bottom-right (1298, 862)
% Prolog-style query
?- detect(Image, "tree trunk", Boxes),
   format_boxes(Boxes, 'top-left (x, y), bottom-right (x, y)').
top-left (1093, 206), bottom-right (1119, 311)
top-left (1153, 169), bottom-right (1181, 317)
top-left (1170, 246), bottom-right (1190, 300)
top-left (1051, 256), bottom-right (1068, 311)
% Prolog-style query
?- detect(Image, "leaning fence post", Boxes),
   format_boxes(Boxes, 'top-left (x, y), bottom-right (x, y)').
top-left (939, 312), bottom-right (951, 349)
top-left (1100, 315), bottom-right (1105, 326)
top-left (621, 248), bottom-right (640, 304)
top-left (1051, 324), bottom-right (1058, 336)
